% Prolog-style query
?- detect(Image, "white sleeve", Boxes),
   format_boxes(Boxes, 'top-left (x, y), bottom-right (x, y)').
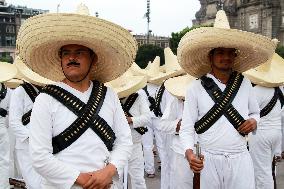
top-left (159, 98), bottom-right (180, 134)
top-left (29, 93), bottom-right (80, 189)
top-left (132, 94), bottom-right (152, 128)
top-left (247, 81), bottom-right (260, 123)
top-left (9, 87), bottom-right (29, 142)
top-left (109, 91), bottom-right (133, 173)
top-left (179, 82), bottom-right (198, 154)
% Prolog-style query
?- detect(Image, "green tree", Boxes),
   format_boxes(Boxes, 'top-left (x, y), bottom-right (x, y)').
top-left (170, 24), bottom-right (213, 54)
top-left (276, 45), bottom-right (284, 58)
top-left (0, 55), bottom-right (13, 63)
top-left (135, 44), bottom-right (164, 68)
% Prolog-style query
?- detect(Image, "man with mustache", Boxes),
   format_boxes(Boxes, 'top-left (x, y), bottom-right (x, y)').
top-left (16, 6), bottom-right (137, 189)
top-left (178, 10), bottom-right (276, 189)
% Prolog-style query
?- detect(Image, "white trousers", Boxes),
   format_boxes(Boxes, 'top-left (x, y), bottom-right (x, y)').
top-left (0, 125), bottom-right (10, 189)
top-left (169, 149), bottom-right (193, 189)
top-left (42, 181), bottom-right (121, 189)
top-left (16, 148), bottom-right (42, 189)
top-left (127, 143), bottom-right (147, 189)
top-left (142, 119), bottom-right (164, 175)
top-left (201, 150), bottom-right (255, 189)
top-left (249, 129), bottom-right (281, 189)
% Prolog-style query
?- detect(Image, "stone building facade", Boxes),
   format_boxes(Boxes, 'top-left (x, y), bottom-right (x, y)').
top-left (193, 0), bottom-right (284, 45)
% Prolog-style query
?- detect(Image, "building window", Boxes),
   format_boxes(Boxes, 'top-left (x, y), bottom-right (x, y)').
top-left (5, 36), bottom-right (15, 46)
top-left (249, 14), bottom-right (258, 29)
top-left (6, 25), bottom-right (15, 33)
top-left (282, 16), bottom-right (284, 24)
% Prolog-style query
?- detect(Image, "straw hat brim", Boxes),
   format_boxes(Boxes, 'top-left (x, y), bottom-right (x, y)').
top-left (14, 57), bottom-right (55, 86)
top-left (177, 27), bottom-right (276, 78)
top-left (243, 54), bottom-right (284, 87)
top-left (4, 79), bottom-right (24, 89)
top-left (16, 13), bottom-right (137, 83)
top-left (0, 62), bottom-right (18, 82)
top-left (148, 69), bottom-right (186, 85)
top-left (105, 76), bottom-right (147, 99)
top-left (164, 74), bottom-right (196, 100)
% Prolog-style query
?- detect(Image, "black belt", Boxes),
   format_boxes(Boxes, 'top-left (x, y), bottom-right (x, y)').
top-left (154, 83), bottom-right (165, 117)
top-left (195, 72), bottom-right (245, 136)
top-left (21, 82), bottom-right (41, 125)
top-left (260, 87), bottom-right (284, 118)
top-left (121, 93), bottom-right (148, 135)
top-left (42, 81), bottom-right (116, 154)
top-left (0, 108), bottom-right (7, 117)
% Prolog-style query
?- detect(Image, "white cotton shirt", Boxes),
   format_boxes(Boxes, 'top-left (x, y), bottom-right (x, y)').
top-left (29, 81), bottom-right (133, 189)
top-left (0, 86), bottom-right (11, 128)
top-left (160, 96), bottom-right (185, 155)
top-left (253, 85), bottom-right (282, 130)
top-left (121, 91), bottom-right (151, 143)
top-left (9, 85), bottom-right (39, 150)
top-left (180, 73), bottom-right (260, 154)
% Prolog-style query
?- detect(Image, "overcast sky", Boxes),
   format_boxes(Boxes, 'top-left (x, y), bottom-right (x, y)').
top-left (7, 0), bottom-right (201, 37)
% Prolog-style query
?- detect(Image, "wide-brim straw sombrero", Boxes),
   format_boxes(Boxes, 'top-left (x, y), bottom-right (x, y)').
top-left (0, 62), bottom-right (18, 82)
top-left (243, 53), bottom-right (284, 87)
top-left (177, 10), bottom-right (277, 78)
top-left (16, 11), bottom-right (137, 83)
top-left (164, 74), bottom-right (196, 100)
top-left (4, 79), bottom-right (24, 89)
top-left (14, 56), bottom-right (55, 86)
top-left (105, 69), bottom-right (147, 99)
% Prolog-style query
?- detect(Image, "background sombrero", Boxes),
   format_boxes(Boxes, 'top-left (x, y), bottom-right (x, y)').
top-left (164, 74), bottom-right (196, 100)
top-left (243, 53), bottom-right (284, 87)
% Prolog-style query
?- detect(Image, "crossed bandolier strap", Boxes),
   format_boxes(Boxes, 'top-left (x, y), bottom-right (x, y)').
top-left (41, 81), bottom-right (116, 154)
top-left (153, 83), bottom-right (165, 117)
top-left (0, 83), bottom-right (8, 117)
top-left (195, 72), bottom-right (246, 136)
top-left (21, 82), bottom-right (41, 125)
top-left (120, 93), bottom-right (148, 135)
top-left (259, 87), bottom-right (284, 118)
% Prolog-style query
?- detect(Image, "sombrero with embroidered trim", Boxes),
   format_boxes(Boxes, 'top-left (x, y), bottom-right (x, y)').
top-left (13, 56), bottom-right (55, 86)
top-left (243, 53), bottom-right (284, 87)
top-left (105, 69), bottom-right (147, 99)
top-left (0, 62), bottom-right (18, 82)
top-left (164, 74), bottom-right (196, 100)
top-left (177, 10), bottom-right (277, 78)
top-left (16, 4), bottom-right (137, 83)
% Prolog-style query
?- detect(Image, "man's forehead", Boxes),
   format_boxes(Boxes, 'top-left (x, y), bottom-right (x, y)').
top-left (214, 47), bottom-right (236, 52)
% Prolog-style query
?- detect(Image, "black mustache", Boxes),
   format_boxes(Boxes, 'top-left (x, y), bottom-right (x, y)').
top-left (67, 61), bottom-right (80, 66)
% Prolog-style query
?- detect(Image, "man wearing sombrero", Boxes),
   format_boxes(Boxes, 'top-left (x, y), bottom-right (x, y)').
top-left (244, 53), bottom-right (284, 189)
top-left (16, 5), bottom-right (136, 189)
top-left (9, 56), bottom-right (55, 189)
top-left (0, 62), bottom-right (16, 189)
top-left (178, 10), bottom-right (277, 189)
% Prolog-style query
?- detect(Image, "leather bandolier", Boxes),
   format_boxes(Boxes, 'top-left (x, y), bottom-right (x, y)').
top-left (41, 81), bottom-right (116, 154)
top-left (142, 86), bottom-right (156, 112)
top-left (21, 82), bottom-right (41, 125)
top-left (120, 93), bottom-right (148, 135)
top-left (195, 72), bottom-right (245, 136)
top-left (0, 83), bottom-right (8, 117)
top-left (153, 82), bottom-right (165, 117)
top-left (257, 86), bottom-right (284, 118)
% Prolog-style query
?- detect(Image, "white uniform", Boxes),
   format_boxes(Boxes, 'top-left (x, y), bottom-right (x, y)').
top-left (29, 82), bottom-right (133, 189)
top-left (249, 86), bottom-right (282, 189)
top-left (160, 95), bottom-right (193, 189)
top-left (0, 84), bottom-right (11, 189)
top-left (141, 83), bottom-right (164, 176)
top-left (180, 74), bottom-right (260, 189)
top-left (9, 85), bottom-right (42, 189)
top-left (121, 90), bottom-right (151, 189)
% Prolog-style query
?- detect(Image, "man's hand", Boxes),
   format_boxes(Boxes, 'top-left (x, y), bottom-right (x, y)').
top-left (238, 118), bottom-right (257, 134)
top-left (185, 149), bottom-right (204, 173)
top-left (76, 164), bottom-right (116, 189)
top-left (126, 116), bottom-right (133, 124)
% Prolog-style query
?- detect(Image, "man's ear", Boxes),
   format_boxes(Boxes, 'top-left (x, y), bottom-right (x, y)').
top-left (91, 53), bottom-right (98, 64)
